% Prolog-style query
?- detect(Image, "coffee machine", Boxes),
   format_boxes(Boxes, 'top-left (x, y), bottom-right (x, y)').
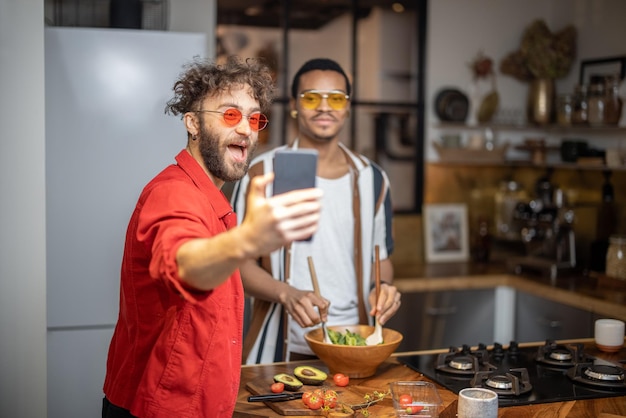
top-left (507, 172), bottom-right (577, 281)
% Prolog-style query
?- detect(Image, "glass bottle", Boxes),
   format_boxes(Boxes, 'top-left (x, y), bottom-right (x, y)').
top-left (587, 75), bottom-right (606, 126)
top-left (556, 94), bottom-right (573, 126)
top-left (590, 171), bottom-right (617, 272)
top-left (604, 74), bottom-right (623, 125)
top-left (572, 84), bottom-right (588, 125)
top-left (494, 180), bottom-right (527, 240)
top-left (606, 235), bottom-right (626, 280)
top-left (472, 216), bottom-right (491, 263)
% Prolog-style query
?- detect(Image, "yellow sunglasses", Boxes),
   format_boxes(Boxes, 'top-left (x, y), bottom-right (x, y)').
top-left (298, 90), bottom-right (350, 110)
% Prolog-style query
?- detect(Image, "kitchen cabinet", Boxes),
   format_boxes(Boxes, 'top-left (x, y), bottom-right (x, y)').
top-left (514, 290), bottom-right (593, 342)
top-left (386, 288), bottom-right (495, 352)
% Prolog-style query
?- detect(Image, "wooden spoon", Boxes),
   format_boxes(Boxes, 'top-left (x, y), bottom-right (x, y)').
top-left (365, 246), bottom-right (383, 346)
top-left (308, 256), bottom-right (332, 344)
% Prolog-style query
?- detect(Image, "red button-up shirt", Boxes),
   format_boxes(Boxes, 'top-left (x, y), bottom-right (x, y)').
top-left (104, 150), bottom-right (244, 417)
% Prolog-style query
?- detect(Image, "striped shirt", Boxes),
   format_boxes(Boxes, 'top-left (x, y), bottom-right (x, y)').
top-left (231, 142), bottom-right (394, 364)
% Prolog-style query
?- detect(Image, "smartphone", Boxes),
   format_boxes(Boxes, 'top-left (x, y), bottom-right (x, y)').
top-left (272, 149), bottom-right (318, 242)
top-left (272, 149), bottom-right (318, 196)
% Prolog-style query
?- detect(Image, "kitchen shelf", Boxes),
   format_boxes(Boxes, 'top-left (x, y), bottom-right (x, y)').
top-left (432, 122), bottom-right (626, 170)
top-left (430, 160), bottom-right (626, 172)
top-left (434, 122), bottom-right (626, 135)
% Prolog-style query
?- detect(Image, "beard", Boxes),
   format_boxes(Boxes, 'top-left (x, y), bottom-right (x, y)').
top-left (197, 125), bottom-right (257, 183)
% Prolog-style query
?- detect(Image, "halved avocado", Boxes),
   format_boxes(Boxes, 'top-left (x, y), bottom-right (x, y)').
top-left (293, 365), bottom-right (327, 385)
top-left (273, 373), bottom-right (303, 391)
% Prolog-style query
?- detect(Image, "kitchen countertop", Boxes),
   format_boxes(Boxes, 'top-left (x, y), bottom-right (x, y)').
top-left (391, 262), bottom-right (626, 321)
top-left (235, 267), bottom-right (626, 417)
top-left (234, 339), bottom-right (626, 417)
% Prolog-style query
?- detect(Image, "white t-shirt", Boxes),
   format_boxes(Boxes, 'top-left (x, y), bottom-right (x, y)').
top-left (288, 173), bottom-right (357, 355)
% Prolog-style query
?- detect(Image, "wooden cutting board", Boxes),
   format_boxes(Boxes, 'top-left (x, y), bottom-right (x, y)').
top-left (245, 377), bottom-right (389, 416)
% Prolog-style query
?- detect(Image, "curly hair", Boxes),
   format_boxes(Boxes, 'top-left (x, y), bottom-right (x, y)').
top-left (165, 55), bottom-right (275, 116)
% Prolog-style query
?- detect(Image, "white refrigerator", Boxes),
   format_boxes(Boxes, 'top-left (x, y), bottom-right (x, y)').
top-left (45, 27), bottom-right (208, 417)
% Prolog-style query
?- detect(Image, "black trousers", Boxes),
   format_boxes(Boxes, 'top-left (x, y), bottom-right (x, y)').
top-left (102, 397), bottom-right (136, 418)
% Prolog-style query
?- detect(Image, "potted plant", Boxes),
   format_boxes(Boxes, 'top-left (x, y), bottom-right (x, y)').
top-left (499, 19), bottom-right (577, 125)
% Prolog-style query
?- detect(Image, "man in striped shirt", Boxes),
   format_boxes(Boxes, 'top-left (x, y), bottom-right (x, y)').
top-left (232, 58), bottom-right (402, 364)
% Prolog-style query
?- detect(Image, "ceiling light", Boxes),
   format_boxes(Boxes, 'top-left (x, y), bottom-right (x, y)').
top-left (391, 3), bottom-right (405, 13)
top-left (245, 6), bottom-right (262, 16)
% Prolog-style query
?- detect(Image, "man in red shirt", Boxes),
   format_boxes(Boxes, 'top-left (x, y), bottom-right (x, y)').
top-left (102, 56), bottom-right (323, 418)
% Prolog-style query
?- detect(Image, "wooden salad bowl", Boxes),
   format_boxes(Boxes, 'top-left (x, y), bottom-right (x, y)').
top-left (305, 324), bottom-right (403, 378)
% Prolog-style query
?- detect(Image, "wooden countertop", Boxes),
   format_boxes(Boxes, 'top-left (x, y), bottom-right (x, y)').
top-left (234, 339), bottom-right (626, 417)
top-left (391, 263), bottom-right (626, 321)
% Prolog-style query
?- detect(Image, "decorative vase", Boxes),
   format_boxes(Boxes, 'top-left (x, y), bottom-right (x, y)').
top-left (467, 76), bottom-right (499, 126)
top-left (527, 78), bottom-right (555, 125)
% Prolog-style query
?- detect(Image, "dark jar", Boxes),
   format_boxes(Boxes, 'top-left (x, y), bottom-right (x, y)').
top-left (571, 84), bottom-right (588, 125)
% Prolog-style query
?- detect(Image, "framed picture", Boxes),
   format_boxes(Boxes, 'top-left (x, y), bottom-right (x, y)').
top-left (579, 55), bottom-right (626, 85)
top-left (423, 203), bottom-right (469, 263)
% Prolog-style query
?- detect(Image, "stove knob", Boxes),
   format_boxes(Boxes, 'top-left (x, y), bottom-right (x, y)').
top-left (508, 341), bottom-right (519, 355)
top-left (492, 342), bottom-right (504, 358)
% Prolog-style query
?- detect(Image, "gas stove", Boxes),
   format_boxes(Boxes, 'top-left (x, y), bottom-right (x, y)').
top-left (396, 340), bottom-right (626, 407)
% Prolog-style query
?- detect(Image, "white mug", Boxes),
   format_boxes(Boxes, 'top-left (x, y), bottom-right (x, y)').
top-left (595, 319), bottom-right (625, 352)
top-left (457, 388), bottom-right (498, 418)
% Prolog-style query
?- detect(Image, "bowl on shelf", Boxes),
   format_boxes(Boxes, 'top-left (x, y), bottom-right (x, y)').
top-left (434, 88), bottom-right (469, 122)
top-left (304, 324), bottom-right (403, 378)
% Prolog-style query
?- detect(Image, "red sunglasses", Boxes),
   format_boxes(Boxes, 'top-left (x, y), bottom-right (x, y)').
top-left (196, 108), bottom-right (269, 131)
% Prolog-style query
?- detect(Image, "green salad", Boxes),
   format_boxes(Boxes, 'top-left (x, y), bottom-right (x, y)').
top-left (327, 329), bottom-right (368, 346)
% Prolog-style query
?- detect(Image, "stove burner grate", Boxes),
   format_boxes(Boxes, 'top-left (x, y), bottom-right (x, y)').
top-left (435, 344), bottom-right (496, 376)
top-left (535, 340), bottom-right (594, 368)
top-left (471, 367), bottom-right (533, 396)
top-left (567, 363), bottom-right (626, 391)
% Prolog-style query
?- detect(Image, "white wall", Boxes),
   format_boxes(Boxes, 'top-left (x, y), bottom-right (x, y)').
top-left (0, 0), bottom-right (48, 417)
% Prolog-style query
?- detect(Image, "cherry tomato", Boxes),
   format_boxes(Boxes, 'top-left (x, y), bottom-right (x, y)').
top-left (270, 382), bottom-right (284, 393)
top-left (398, 394), bottom-right (424, 415)
top-left (324, 389), bottom-right (338, 398)
top-left (323, 390), bottom-right (338, 408)
top-left (306, 394), bottom-right (324, 410)
top-left (405, 405), bottom-right (424, 414)
top-left (302, 391), bottom-right (312, 405)
top-left (398, 394), bottom-right (412, 406)
top-left (333, 373), bottom-right (350, 387)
